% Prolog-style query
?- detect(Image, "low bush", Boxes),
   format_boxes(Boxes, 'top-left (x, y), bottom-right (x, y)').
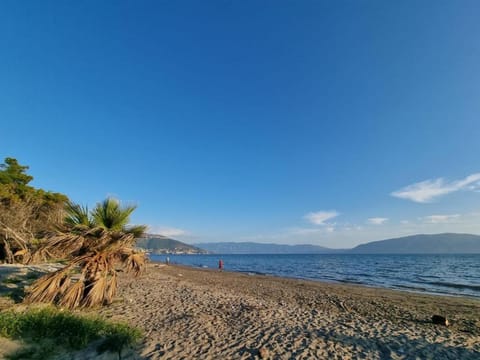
top-left (0, 307), bottom-right (141, 359)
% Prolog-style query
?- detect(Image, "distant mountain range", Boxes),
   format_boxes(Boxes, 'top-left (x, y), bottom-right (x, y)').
top-left (194, 242), bottom-right (340, 254)
top-left (136, 234), bottom-right (207, 254)
top-left (137, 233), bottom-right (480, 255)
top-left (195, 233), bottom-right (480, 254)
top-left (349, 233), bottom-right (480, 254)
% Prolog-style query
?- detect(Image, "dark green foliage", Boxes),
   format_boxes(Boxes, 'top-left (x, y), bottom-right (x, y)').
top-left (0, 157), bottom-right (33, 196)
top-left (0, 307), bottom-right (141, 358)
top-left (0, 158), bottom-right (66, 205)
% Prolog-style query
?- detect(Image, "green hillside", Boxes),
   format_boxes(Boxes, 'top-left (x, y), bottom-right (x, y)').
top-left (136, 235), bottom-right (207, 254)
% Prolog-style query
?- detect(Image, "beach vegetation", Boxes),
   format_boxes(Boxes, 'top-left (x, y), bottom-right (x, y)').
top-left (0, 306), bottom-right (141, 359)
top-left (0, 157), bottom-right (68, 264)
top-left (24, 198), bottom-right (147, 308)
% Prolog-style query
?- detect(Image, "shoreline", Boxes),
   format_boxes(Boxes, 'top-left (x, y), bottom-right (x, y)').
top-left (166, 262), bottom-right (480, 301)
top-left (98, 263), bottom-right (480, 359)
top-left (150, 256), bottom-right (480, 301)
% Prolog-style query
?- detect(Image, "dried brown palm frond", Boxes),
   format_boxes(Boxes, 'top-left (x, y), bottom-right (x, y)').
top-left (40, 232), bottom-right (86, 257)
top-left (105, 231), bottom-right (134, 245)
top-left (81, 276), bottom-right (108, 308)
top-left (26, 249), bottom-right (145, 308)
top-left (24, 269), bottom-right (69, 304)
top-left (58, 280), bottom-right (85, 309)
top-left (28, 246), bottom-right (56, 264)
top-left (127, 253), bottom-right (146, 276)
top-left (57, 275), bottom-right (72, 295)
top-left (24, 198), bottom-right (147, 309)
top-left (82, 253), bottom-right (112, 280)
top-left (13, 249), bottom-right (28, 257)
top-left (104, 273), bottom-right (117, 305)
top-left (13, 248), bottom-right (35, 265)
top-left (27, 230), bottom-right (87, 264)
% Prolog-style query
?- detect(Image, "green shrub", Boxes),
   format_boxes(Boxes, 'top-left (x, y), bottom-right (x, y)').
top-left (97, 322), bottom-right (142, 355)
top-left (0, 307), bottom-right (141, 358)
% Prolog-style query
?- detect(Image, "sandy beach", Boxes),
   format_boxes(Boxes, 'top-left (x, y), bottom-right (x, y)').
top-left (92, 263), bottom-right (480, 359)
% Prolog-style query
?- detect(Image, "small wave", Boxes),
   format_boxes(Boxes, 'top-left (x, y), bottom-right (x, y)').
top-left (395, 284), bottom-right (428, 292)
top-left (427, 281), bottom-right (480, 292)
top-left (239, 270), bottom-right (266, 276)
top-left (336, 279), bottom-right (365, 285)
top-left (350, 273), bottom-right (373, 278)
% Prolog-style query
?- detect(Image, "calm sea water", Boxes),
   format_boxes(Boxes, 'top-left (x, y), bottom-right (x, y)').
top-left (150, 254), bottom-right (480, 298)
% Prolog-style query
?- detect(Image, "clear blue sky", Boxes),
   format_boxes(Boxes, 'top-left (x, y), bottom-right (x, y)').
top-left (1, 1), bottom-right (480, 247)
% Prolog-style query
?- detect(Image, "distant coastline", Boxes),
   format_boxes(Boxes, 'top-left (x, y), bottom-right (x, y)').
top-left (194, 233), bottom-right (480, 254)
top-left (138, 232), bottom-right (480, 255)
top-left (136, 234), bottom-right (208, 254)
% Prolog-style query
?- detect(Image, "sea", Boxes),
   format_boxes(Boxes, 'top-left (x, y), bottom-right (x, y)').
top-left (150, 253), bottom-right (480, 299)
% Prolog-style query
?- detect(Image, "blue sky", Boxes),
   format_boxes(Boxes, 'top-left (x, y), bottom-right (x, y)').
top-left (1, 1), bottom-right (480, 248)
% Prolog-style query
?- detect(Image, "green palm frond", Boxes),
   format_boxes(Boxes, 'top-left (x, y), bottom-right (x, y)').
top-left (126, 224), bottom-right (147, 238)
top-left (64, 202), bottom-right (92, 228)
top-left (92, 198), bottom-right (136, 232)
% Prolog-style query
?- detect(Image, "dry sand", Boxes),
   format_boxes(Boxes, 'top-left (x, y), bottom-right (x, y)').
top-left (96, 263), bottom-right (480, 360)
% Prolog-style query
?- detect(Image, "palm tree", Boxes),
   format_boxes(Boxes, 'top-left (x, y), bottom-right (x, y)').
top-left (24, 198), bottom-right (147, 309)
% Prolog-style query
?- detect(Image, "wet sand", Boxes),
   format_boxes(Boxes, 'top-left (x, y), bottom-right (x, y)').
top-left (97, 263), bottom-right (480, 359)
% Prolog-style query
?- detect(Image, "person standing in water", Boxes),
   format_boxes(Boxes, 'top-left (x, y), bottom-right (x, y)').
top-left (218, 259), bottom-right (224, 271)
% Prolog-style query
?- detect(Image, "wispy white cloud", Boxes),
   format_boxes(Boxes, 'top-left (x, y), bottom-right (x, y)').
top-left (304, 210), bottom-right (339, 225)
top-left (367, 217), bottom-right (389, 225)
top-left (238, 211), bottom-right (480, 248)
top-left (422, 214), bottom-right (460, 224)
top-left (391, 173), bottom-right (480, 203)
top-left (148, 226), bottom-right (188, 237)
